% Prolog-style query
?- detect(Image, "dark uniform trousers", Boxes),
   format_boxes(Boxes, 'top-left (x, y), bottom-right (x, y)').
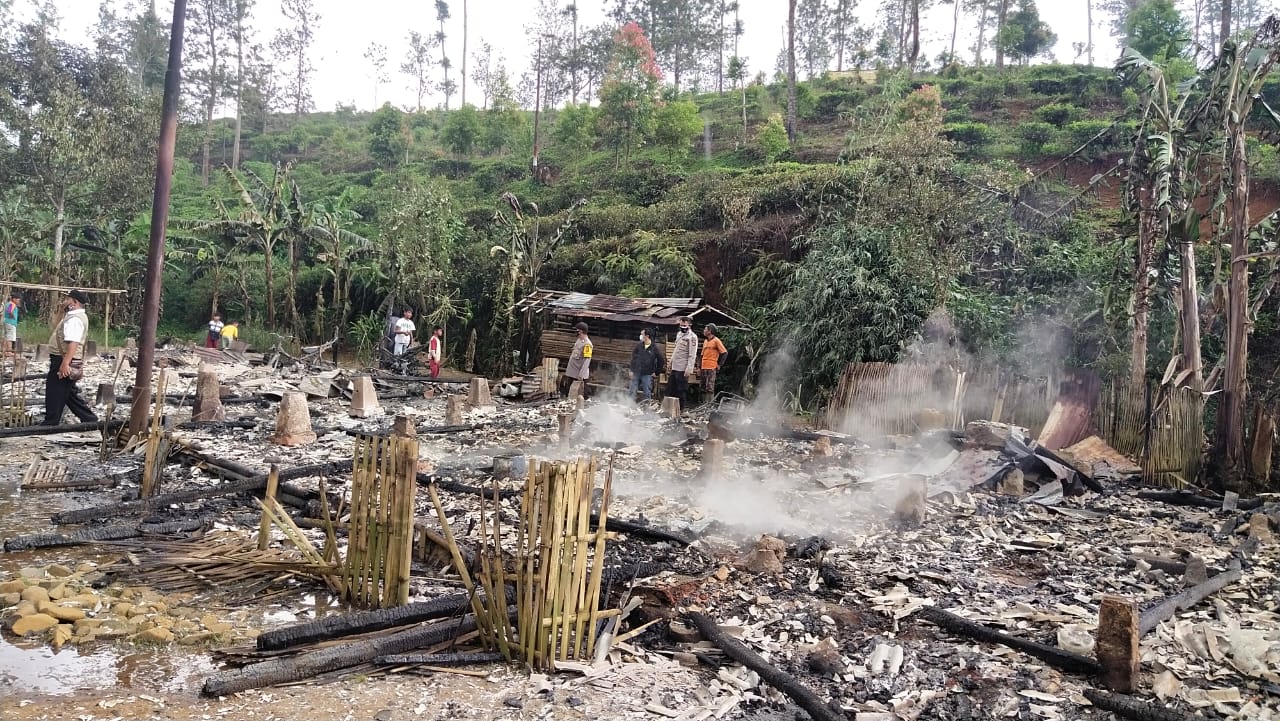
top-left (43, 354), bottom-right (97, 425)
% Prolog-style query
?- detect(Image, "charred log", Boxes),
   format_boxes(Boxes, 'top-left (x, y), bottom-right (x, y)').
top-left (1082, 689), bottom-right (1201, 721)
top-left (1136, 490), bottom-right (1262, 511)
top-left (1138, 560), bottom-right (1243, 637)
top-left (4, 517), bottom-right (209, 552)
top-left (202, 616), bottom-right (480, 696)
top-left (255, 592), bottom-right (493, 651)
top-left (0, 420), bottom-right (123, 439)
top-left (918, 606), bottom-right (1102, 676)
top-left (374, 651), bottom-right (506, 666)
top-left (685, 611), bottom-right (844, 721)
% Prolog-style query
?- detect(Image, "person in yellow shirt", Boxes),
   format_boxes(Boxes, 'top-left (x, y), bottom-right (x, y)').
top-left (220, 320), bottom-right (240, 350)
top-left (700, 324), bottom-right (727, 395)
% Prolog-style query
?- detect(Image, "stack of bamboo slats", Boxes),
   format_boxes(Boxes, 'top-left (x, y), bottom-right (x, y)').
top-left (339, 434), bottom-right (418, 608)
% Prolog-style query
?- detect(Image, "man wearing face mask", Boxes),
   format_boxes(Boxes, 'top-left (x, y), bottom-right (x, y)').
top-left (666, 316), bottom-right (699, 406)
top-left (628, 327), bottom-right (663, 402)
top-left (43, 289), bottom-right (97, 425)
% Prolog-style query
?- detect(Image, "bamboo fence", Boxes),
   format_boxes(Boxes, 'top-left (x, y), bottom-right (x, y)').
top-left (1094, 380), bottom-right (1203, 488)
top-left (340, 433), bottom-right (418, 608)
top-left (2, 357), bottom-right (31, 428)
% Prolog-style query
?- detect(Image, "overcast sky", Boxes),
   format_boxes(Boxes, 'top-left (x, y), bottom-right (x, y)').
top-left (32, 0), bottom-right (1121, 113)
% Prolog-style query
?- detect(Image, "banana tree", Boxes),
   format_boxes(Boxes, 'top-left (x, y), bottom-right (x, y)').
top-left (490, 193), bottom-right (586, 373)
top-left (306, 198), bottom-right (374, 346)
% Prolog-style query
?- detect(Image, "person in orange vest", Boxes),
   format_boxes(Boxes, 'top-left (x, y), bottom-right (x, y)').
top-left (700, 324), bottom-right (728, 397)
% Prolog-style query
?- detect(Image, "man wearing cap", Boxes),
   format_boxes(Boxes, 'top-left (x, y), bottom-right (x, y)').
top-left (700, 324), bottom-right (728, 397)
top-left (43, 289), bottom-right (97, 425)
top-left (563, 321), bottom-right (593, 397)
top-left (666, 316), bottom-right (699, 406)
top-left (2, 292), bottom-right (19, 357)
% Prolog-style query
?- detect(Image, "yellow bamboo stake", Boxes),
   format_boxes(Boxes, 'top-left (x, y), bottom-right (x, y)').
top-left (257, 465), bottom-right (280, 551)
top-left (427, 482), bottom-right (494, 649)
top-left (584, 455), bottom-right (614, 656)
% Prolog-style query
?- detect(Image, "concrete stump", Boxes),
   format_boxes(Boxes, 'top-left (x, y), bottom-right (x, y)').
top-left (34, 344), bottom-right (48, 363)
top-left (445, 395), bottom-right (466, 425)
top-left (558, 412), bottom-right (574, 443)
top-left (159, 367), bottom-right (181, 390)
top-left (124, 338), bottom-right (137, 351)
top-left (999, 468), bottom-right (1024, 496)
top-left (568, 381), bottom-right (585, 403)
top-left (96, 383), bottom-right (116, 406)
top-left (1097, 595), bottom-right (1140, 692)
top-left (661, 396), bottom-right (681, 419)
top-left (271, 392), bottom-right (316, 446)
top-left (191, 363), bottom-right (225, 421)
top-left (85, 340), bottom-right (97, 357)
top-left (703, 439), bottom-right (725, 477)
top-left (468, 377), bottom-right (492, 408)
top-left (392, 414), bottom-right (416, 438)
top-left (349, 376), bottom-right (383, 418)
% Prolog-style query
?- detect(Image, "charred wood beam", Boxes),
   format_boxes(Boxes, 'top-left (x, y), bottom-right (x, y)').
top-left (202, 615), bottom-right (482, 696)
top-left (0, 420), bottom-right (123, 439)
top-left (416, 474), bottom-right (521, 499)
top-left (175, 419), bottom-right (258, 431)
top-left (918, 606), bottom-right (1102, 676)
top-left (115, 394), bottom-right (265, 406)
top-left (51, 460), bottom-right (354, 525)
top-left (593, 515), bottom-right (693, 546)
top-left (1138, 560), bottom-right (1243, 637)
top-left (1136, 490), bottom-right (1262, 511)
top-left (1082, 689), bottom-right (1201, 721)
top-left (3, 517), bottom-right (209, 552)
top-left (255, 591), bottom-right (497, 651)
top-left (374, 651), bottom-right (505, 666)
top-left (1034, 445), bottom-right (1106, 493)
top-left (685, 611), bottom-right (844, 721)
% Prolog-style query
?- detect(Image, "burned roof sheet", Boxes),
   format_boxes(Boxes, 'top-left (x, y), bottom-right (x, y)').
top-left (516, 288), bottom-right (750, 330)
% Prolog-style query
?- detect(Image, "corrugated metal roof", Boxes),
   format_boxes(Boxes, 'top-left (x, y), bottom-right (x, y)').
top-left (516, 288), bottom-right (752, 330)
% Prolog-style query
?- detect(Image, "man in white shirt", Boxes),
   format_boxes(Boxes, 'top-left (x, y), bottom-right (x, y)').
top-left (43, 289), bottom-right (97, 425)
top-left (393, 308), bottom-right (416, 356)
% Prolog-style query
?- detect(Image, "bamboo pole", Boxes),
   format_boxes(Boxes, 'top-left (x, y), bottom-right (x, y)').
top-left (488, 476), bottom-right (511, 657)
top-left (427, 482), bottom-right (493, 649)
top-left (258, 465), bottom-right (280, 550)
top-left (584, 455), bottom-right (613, 657)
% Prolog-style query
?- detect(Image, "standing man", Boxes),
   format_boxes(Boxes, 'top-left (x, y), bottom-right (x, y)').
top-left (428, 326), bottom-right (444, 378)
top-left (2, 292), bottom-right (19, 357)
top-left (563, 321), bottom-right (593, 397)
top-left (628, 327), bottom-right (664, 402)
top-left (700, 324), bottom-right (728, 398)
top-left (44, 289), bottom-right (97, 425)
top-left (206, 313), bottom-right (224, 348)
top-left (666, 316), bottom-right (699, 406)
top-left (392, 308), bottom-right (416, 356)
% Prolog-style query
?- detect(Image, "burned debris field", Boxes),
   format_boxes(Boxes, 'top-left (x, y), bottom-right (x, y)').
top-left (2, 346), bottom-right (1279, 721)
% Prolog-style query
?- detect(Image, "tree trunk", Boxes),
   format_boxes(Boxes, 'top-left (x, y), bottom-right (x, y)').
top-left (1221, 0), bottom-right (1232, 45)
top-left (1250, 404), bottom-right (1274, 481)
top-left (232, 8), bottom-right (244, 169)
top-left (264, 240), bottom-right (276, 328)
top-left (786, 0), bottom-right (798, 142)
top-left (1131, 186), bottom-right (1156, 388)
top-left (835, 0), bottom-right (846, 70)
top-left (200, 7), bottom-right (218, 185)
top-left (717, 2), bottom-right (724, 93)
top-left (949, 0), bottom-right (960, 63)
top-left (571, 8), bottom-right (578, 103)
top-left (461, 0), bottom-right (467, 106)
top-left (995, 0), bottom-right (1009, 70)
top-left (909, 0), bottom-right (921, 71)
top-left (1214, 127), bottom-right (1250, 492)
top-left (201, 96), bottom-right (215, 185)
top-left (50, 189), bottom-right (65, 319)
top-left (740, 77), bottom-right (748, 142)
top-left (1180, 235), bottom-right (1203, 391)
top-left (1087, 0), bottom-right (1094, 65)
top-left (288, 235), bottom-right (301, 340)
top-left (975, 1), bottom-right (989, 65)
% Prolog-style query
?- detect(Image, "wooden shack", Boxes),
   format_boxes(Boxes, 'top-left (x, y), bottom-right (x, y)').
top-left (514, 289), bottom-right (749, 393)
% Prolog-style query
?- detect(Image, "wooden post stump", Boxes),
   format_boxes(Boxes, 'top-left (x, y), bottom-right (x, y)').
top-left (271, 392), bottom-right (317, 446)
top-left (350, 376), bottom-right (383, 418)
top-left (124, 338), bottom-right (137, 351)
top-left (558, 412), bottom-right (574, 443)
top-left (468, 377), bottom-right (492, 408)
top-left (12, 338), bottom-right (21, 354)
top-left (445, 395), bottom-right (466, 425)
top-left (703, 439), bottom-right (725, 477)
top-left (191, 363), bottom-right (226, 421)
top-left (893, 474), bottom-right (927, 526)
top-left (661, 396), bottom-right (681, 419)
top-left (1097, 595), bottom-right (1140, 693)
top-left (34, 344), bottom-right (48, 363)
top-left (85, 340), bottom-right (98, 357)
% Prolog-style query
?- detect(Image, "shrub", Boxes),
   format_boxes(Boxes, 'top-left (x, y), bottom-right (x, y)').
top-left (1035, 102), bottom-right (1081, 127)
top-left (1064, 120), bottom-right (1117, 156)
top-left (943, 104), bottom-right (974, 124)
top-left (969, 80), bottom-right (1004, 111)
top-left (757, 113), bottom-right (790, 163)
top-left (812, 89), bottom-right (868, 119)
top-left (1016, 121), bottom-right (1056, 154)
top-left (944, 122), bottom-right (997, 153)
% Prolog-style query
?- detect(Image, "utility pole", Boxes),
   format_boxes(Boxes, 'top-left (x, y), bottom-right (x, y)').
top-left (130, 0), bottom-right (188, 437)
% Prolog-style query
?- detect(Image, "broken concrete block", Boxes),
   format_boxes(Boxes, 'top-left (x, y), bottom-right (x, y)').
top-left (893, 474), bottom-right (927, 526)
top-left (1248, 513), bottom-right (1274, 543)
top-left (558, 413), bottom-right (574, 442)
top-left (85, 340), bottom-right (97, 356)
top-left (191, 364), bottom-right (226, 422)
top-left (999, 468), bottom-right (1024, 496)
top-left (96, 382), bottom-right (115, 406)
top-left (349, 376), bottom-right (383, 418)
top-left (392, 414), bottom-right (416, 438)
top-left (661, 396), bottom-right (681, 419)
top-left (735, 535), bottom-right (786, 575)
top-left (298, 375), bottom-right (334, 398)
top-left (445, 395), bottom-right (466, 425)
top-left (271, 392), bottom-right (316, 446)
top-left (703, 439), bottom-right (725, 477)
top-left (964, 420), bottom-right (1027, 450)
top-left (468, 377), bottom-right (493, 408)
